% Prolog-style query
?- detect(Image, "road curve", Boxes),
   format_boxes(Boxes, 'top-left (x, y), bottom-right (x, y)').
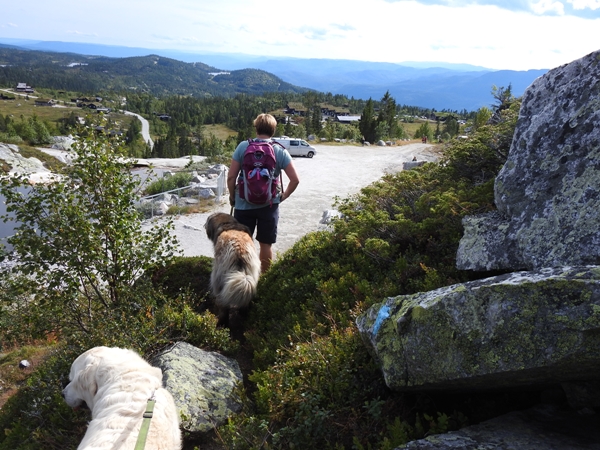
top-left (123, 110), bottom-right (153, 149)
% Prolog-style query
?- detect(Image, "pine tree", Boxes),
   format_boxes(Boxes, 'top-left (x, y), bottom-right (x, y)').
top-left (378, 91), bottom-right (397, 139)
top-left (359, 98), bottom-right (377, 143)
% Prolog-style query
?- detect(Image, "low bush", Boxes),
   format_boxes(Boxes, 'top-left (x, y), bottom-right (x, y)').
top-left (148, 256), bottom-right (213, 302)
top-left (144, 171), bottom-right (193, 196)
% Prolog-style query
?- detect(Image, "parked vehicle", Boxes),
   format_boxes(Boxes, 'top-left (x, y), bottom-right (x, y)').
top-left (272, 137), bottom-right (317, 158)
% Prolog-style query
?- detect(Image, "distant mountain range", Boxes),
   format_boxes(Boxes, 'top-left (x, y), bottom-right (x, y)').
top-left (0, 38), bottom-right (549, 111)
top-left (0, 46), bottom-right (305, 98)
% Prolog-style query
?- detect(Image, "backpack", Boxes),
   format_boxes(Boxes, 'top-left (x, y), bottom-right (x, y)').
top-left (237, 139), bottom-right (281, 205)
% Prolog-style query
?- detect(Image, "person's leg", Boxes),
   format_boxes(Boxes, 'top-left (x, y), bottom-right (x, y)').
top-left (254, 204), bottom-right (279, 273)
top-left (259, 242), bottom-right (273, 273)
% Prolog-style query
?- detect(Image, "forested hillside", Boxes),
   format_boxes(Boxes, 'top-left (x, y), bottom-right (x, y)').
top-left (0, 46), bottom-right (478, 163)
top-left (0, 47), bottom-right (306, 97)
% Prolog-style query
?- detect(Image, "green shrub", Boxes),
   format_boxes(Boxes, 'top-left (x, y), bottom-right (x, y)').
top-left (144, 171), bottom-right (193, 196)
top-left (0, 132), bottom-right (23, 145)
top-left (148, 256), bottom-right (213, 303)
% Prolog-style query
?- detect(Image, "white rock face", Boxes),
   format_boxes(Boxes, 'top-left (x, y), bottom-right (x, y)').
top-left (0, 143), bottom-right (48, 174)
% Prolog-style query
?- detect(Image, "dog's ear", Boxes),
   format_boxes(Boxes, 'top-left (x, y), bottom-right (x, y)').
top-left (150, 366), bottom-right (164, 384)
top-left (205, 214), bottom-right (216, 241)
top-left (205, 220), bottom-right (215, 241)
top-left (77, 359), bottom-right (99, 399)
top-left (205, 213), bottom-right (227, 242)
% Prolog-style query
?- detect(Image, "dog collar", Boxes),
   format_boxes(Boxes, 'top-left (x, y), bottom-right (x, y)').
top-left (135, 393), bottom-right (156, 450)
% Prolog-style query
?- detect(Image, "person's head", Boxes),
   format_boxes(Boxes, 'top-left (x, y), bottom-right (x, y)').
top-left (253, 114), bottom-right (277, 137)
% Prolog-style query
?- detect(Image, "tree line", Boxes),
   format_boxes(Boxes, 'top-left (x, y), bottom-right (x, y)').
top-left (1, 85), bottom-right (476, 159)
top-left (124, 91), bottom-right (472, 158)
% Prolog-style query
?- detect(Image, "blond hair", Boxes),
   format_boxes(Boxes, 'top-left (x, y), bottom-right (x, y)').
top-left (253, 114), bottom-right (277, 137)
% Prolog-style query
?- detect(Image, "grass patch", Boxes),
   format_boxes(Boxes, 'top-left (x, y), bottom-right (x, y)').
top-left (17, 145), bottom-right (66, 172)
top-left (1, 97), bottom-right (79, 123)
top-left (401, 119), bottom-right (430, 138)
top-left (0, 344), bottom-right (56, 409)
top-left (204, 123), bottom-right (237, 141)
top-left (0, 95), bottom-right (134, 130)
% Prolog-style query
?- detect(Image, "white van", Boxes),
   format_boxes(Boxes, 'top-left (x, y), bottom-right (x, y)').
top-left (273, 137), bottom-right (317, 158)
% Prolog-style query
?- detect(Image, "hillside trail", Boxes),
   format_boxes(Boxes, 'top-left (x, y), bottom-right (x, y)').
top-left (170, 142), bottom-right (437, 260)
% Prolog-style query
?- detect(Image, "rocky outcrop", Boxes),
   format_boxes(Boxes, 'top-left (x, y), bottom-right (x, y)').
top-left (357, 266), bottom-right (600, 392)
top-left (358, 52), bottom-right (600, 393)
top-left (358, 50), bottom-right (600, 447)
top-left (0, 143), bottom-right (49, 175)
top-left (456, 50), bottom-right (600, 271)
top-left (152, 341), bottom-right (243, 433)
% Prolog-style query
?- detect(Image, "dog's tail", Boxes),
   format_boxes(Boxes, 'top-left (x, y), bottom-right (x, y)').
top-left (218, 271), bottom-right (258, 309)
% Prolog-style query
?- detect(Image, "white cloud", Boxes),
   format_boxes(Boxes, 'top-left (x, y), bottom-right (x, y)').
top-left (567, 0), bottom-right (600, 9)
top-left (0, 0), bottom-right (598, 71)
top-left (66, 30), bottom-right (99, 38)
top-left (531, 0), bottom-right (565, 14)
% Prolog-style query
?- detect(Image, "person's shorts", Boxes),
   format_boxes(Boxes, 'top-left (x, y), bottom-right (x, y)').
top-left (234, 204), bottom-right (279, 244)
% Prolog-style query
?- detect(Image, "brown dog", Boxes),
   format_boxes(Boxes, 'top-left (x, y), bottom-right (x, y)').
top-left (204, 212), bottom-right (261, 326)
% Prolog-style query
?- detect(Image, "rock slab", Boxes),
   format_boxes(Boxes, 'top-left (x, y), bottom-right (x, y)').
top-left (395, 404), bottom-right (600, 449)
top-left (357, 266), bottom-right (600, 392)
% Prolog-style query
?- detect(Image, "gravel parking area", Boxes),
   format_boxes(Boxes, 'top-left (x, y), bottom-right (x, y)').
top-left (169, 143), bottom-right (437, 260)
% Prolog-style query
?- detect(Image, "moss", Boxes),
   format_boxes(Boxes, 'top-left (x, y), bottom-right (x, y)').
top-left (410, 305), bottom-right (427, 321)
top-left (360, 267), bottom-right (600, 390)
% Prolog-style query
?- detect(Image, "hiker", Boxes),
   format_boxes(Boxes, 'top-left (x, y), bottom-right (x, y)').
top-left (227, 113), bottom-right (300, 273)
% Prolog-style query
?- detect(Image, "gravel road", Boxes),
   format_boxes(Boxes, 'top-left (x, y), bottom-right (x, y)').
top-left (169, 142), bottom-right (437, 260)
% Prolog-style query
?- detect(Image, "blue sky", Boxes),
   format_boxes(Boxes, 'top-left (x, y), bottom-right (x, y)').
top-left (1, 0), bottom-right (599, 70)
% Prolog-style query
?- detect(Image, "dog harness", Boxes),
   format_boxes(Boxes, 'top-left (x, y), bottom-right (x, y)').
top-left (134, 393), bottom-right (156, 450)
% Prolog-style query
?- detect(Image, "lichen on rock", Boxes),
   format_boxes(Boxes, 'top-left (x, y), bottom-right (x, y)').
top-left (152, 341), bottom-right (243, 433)
top-left (357, 266), bottom-right (600, 392)
top-left (457, 49), bottom-right (600, 271)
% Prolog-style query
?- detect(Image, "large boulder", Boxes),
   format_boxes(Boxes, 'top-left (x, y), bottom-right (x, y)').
top-left (457, 50), bottom-right (600, 271)
top-left (153, 341), bottom-right (243, 433)
top-left (402, 160), bottom-right (426, 171)
top-left (356, 266), bottom-right (600, 392)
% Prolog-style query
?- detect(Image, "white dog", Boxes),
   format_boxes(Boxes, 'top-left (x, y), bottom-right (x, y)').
top-left (205, 212), bottom-right (261, 326)
top-left (63, 346), bottom-right (181, 450)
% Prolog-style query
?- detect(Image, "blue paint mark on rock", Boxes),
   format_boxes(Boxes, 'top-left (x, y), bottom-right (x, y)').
top-left (372, 304), bottom-right (390, 335)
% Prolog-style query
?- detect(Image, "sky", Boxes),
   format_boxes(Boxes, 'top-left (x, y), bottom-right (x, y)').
top-left (1, 0), bottom-right (599, 71)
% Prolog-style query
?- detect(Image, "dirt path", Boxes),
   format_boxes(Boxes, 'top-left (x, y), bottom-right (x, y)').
top-left (171, 143), bottom-right (437, 259)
